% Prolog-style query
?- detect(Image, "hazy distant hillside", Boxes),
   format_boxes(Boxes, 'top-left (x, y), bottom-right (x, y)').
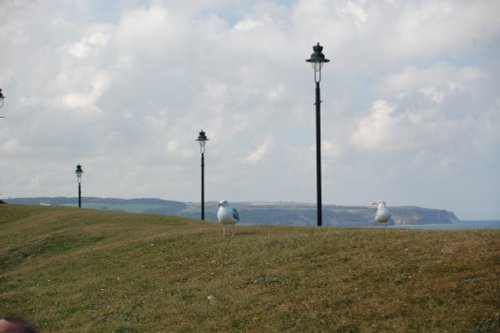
top-left (4, 197), bottom-right (460, 226)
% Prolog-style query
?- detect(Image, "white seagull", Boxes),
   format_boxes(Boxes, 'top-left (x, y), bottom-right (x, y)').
top-left (372, 200), bottom-right (391, 225)
top-left (217, 200), bottom-right (240, 237)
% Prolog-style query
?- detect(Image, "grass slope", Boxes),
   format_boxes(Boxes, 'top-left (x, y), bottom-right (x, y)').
top-left (1, 205), bottom-right (498, 332)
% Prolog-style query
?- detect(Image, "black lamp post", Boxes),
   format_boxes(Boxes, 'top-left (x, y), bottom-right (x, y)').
top-left (195, 130), bottom-right (208, 220)
top-left (75, 164), bottom-right (83, 208)
top-left (306, 42), bottom-right (329, 227)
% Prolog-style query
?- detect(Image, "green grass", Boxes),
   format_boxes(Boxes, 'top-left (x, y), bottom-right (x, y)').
top-left (1, 205), bottom-right (498, 332)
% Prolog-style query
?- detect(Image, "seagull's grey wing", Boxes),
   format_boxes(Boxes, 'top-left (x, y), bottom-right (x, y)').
top-left (232, 208), bottom-right (240, 221)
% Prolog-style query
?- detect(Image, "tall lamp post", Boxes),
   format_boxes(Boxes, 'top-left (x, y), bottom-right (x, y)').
top-left (75, 164), bottom-right (83, 208)
top-left (306, 42), bottom-right (329, 227)
top-left (195, 130), bottom-right (209, 220)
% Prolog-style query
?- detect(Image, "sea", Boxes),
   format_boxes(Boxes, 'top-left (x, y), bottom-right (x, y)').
top-left (392, 220), bottom-right (500, 230)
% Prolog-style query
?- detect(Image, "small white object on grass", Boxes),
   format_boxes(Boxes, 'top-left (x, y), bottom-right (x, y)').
top-left (217, 200), bottom-right (240, 237)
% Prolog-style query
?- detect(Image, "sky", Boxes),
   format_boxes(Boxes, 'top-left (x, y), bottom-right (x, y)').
top-left (1, 0), bottom-right (499, 220)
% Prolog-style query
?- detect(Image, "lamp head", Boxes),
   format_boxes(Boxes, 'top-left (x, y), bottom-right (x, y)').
top-left (75, 164), bottom-right (83, 183)
top-left (0, 89), bottom-right (5, 108)
top-left (306, 43), bottom-right (330, 82)
top-left (195, 130), bottom-right (209, 153)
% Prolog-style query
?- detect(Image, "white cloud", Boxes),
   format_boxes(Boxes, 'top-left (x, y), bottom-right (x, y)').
top-left (233, 18), bottom-right (263, 32)
top-left (114, 2), bottom-right (189, 60)
top-left (0, 137), bottom-right (21, 154)
top-left (385, 0), bottom-right (500, 58)
top-left (351, 99), bottom-right (415, 153)
top-left (338, 0), bottom-right (368, 31)
top-left (352, 62), bottom-right (494, 158)
top-left (378, 63), bottom-right (486, 100)
top-left (244, 137), bottom-right (273, 164)
top-left (67, 26), bottom-right (111, 59)
top-left (166, 140), bottom-right (193, 159)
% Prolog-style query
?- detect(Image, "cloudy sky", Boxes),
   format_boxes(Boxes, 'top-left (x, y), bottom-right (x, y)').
top-left (1, 0), bottom-right (499, 220)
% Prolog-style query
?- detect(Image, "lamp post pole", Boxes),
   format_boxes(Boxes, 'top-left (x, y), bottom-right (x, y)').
top-left (75, 164), bottom-right (83, 208)
top-left (196, 130), bottom-right (209, 220)
top-left (201, 150), bottom-right (205, 220)
top-left (306, 43), bottom-right (329, 227)
top-left (315, 79), bottom-right (323, 227)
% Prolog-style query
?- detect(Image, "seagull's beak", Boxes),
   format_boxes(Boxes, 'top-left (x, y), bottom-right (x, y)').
top-left (372, 202), bottom-right (378, 206)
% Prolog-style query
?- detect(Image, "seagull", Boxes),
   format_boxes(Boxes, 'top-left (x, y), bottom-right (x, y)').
top-left (217, 200), bottom-right (240, 237)
top-left (372, 200), bottom-right (391, 225)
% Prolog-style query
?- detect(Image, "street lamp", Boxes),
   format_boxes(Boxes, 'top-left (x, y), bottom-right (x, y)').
top-left (0, 89), bottom-right (5, 108)
top-left (75, 164), bottom-right (83, 208)
top-left (195, 130), bottom-right (209, 220)
top-left (306, 42), bottom-right (329, 227)
top-left (0, 89), bottom-right (5, 118)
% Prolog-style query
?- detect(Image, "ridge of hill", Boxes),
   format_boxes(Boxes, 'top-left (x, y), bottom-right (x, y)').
top-left (0, 204), bottom-right (497, 332)
top-left (4, 197), bottom-right (460, 226)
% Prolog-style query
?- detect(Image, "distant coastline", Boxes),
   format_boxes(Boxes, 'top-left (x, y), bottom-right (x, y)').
top-left (392, 220), bottom-right (500, 230)
top-left (2, 196), bottom-right (467, 227)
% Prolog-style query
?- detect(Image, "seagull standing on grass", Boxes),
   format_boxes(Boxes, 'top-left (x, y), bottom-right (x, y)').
top-left (217, 200), bottom-right (240, 237)
top-left (372, 200), bottom-right (391, 225)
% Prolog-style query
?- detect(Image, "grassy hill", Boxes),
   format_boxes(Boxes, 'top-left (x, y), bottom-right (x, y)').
top-left (0, 205), bottom-right (498, 332)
